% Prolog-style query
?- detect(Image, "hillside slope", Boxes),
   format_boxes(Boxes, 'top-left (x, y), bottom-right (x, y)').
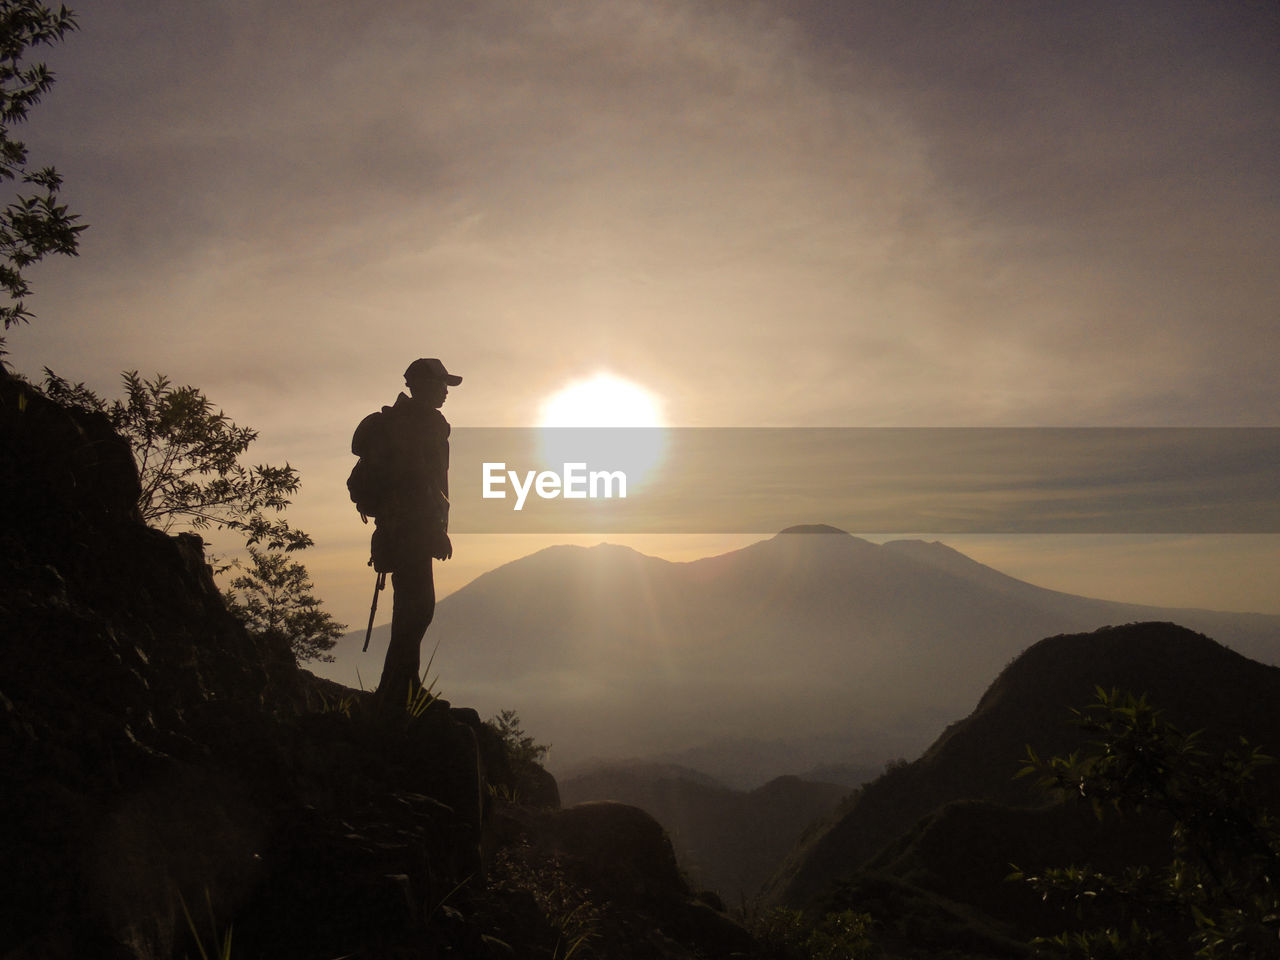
top-left (768, 622), bottom-right (1280, 920)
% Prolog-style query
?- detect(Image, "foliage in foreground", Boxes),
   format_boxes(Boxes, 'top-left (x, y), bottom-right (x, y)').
top-left (224, 548), bottom-right (345, 664)
top-left (1014, 688), bottom-right (1280, 959)
top-left (39, 369), bottom-right (345, 665)
top-left (0, 0), bottom-right (84, 336)
top-left (751, 906), bottom-right (878, 960)
top-left (41, 369), bottom-right (310, 551)
top-left (488, 708), bottom-right (551, 768)
top-left (489, 845), bottom-right (601, 959)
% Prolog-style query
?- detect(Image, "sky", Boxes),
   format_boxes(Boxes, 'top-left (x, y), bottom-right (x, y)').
top-left (6, 0), bottom-right (1279, 628)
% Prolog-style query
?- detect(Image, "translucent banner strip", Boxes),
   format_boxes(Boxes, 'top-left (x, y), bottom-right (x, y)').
top-left (423, 427), bottom-right (1280, 533)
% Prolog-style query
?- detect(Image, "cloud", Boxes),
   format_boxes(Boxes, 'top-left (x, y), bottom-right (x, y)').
top-left (9, 0), bottom-right (1278, 625)
top-left (23, 0), bottom-right (1274, 428)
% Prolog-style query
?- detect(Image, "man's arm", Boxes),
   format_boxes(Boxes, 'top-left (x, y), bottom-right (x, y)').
top-left (434, 413), bottom-right (452, 560)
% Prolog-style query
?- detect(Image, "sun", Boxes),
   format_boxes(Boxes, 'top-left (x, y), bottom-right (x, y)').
top-left (537, 373), bottom-right (666, 487)
top-left (539, 373), bottom-right (663, 428)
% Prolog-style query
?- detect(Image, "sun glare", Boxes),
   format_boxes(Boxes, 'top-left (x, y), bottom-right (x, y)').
top-left (539, 373), bottom-right (663, 428)
top-left (538, 373), bottom-right (666, 487)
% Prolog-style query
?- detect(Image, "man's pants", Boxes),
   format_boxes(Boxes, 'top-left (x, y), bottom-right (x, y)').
top-left (376, 555), bottom-right (435, 705)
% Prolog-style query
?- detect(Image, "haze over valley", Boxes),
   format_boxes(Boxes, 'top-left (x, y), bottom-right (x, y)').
top-left (315, 525), bottom-right (1280, 784)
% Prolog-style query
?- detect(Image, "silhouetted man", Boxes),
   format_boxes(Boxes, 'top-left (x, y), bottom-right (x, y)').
top-left (369, 357), bottom-right (460, 706)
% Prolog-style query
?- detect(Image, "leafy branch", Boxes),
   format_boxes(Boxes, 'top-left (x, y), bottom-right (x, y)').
top-left (1014, 688), bottom-right (1280, 958)
top-left (41, 369), bottom-right (311, 551)
top-left (224, 548), bottom-right (345, 664)
top-left (0, 1), bottom-right (84, 330)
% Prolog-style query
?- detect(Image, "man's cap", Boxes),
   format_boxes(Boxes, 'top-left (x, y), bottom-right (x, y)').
top-left (405, 358), bottom-right (462, 386)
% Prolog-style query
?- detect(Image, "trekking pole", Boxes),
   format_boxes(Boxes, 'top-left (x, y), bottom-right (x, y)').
top-left (362, 570), bottom-right (387, 652)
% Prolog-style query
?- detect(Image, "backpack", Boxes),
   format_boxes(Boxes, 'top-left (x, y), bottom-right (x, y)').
top-left (347, 408), bottom-right (392, 520)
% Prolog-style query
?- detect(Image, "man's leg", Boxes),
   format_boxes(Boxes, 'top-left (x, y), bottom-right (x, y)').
top-left (376, 555), bottom-right (435, 706)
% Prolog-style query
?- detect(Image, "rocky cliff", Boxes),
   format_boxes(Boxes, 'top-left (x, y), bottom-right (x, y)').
top-left (0, 369), bottom-right (753, 960)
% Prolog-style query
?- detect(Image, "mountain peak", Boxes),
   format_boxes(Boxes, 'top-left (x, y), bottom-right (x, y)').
top-left (775, 523), bottom-right (851, 536)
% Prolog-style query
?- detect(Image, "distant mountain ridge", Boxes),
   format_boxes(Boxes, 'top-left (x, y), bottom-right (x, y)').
top-left (560, 763), bottom-right (848, 903)
top-left (316, 528), bottom-right (1280, 776)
